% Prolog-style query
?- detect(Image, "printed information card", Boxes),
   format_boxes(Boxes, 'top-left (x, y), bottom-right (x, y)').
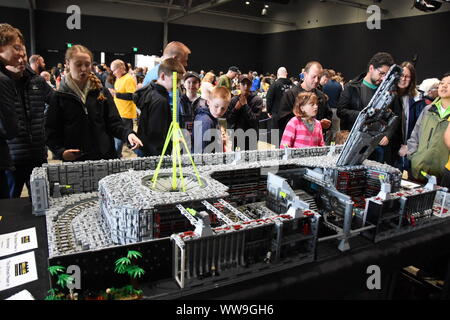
top-left (0, 228), bottom-right (38, 258)
top-left (0, 251), bottom-right (38, 292)
top-left (5, 289), bottom-right (35, 300)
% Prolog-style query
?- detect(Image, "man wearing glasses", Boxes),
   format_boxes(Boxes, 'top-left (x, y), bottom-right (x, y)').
top-left (337, 52), bottom-right (394, 162)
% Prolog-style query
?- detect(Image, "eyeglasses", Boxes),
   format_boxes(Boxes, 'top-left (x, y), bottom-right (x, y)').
top-left (376, 68), bottom-right (387, 77)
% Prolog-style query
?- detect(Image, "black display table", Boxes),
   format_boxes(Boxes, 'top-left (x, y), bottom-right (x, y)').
top-left (0, 198), bottom-right (49, 300)
top-left (1, 198), bottom-right (449, 300)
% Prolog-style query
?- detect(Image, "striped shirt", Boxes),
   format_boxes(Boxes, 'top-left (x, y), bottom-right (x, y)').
top-left (280, 116), bottom-right (325, 148)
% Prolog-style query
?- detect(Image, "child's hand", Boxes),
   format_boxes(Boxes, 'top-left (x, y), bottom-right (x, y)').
top-left (62, 149), bottom-right (82, 161)
top-left (320, 119), bottom-right (331, 130)
top-left (379, 136), bottom-right (389, 146)
top-left (128, 133), bottom-right (143, 150)
top-left (237, 95), bottom-right (247, 107)
top-left (398, 144), bottom-right (408, 157)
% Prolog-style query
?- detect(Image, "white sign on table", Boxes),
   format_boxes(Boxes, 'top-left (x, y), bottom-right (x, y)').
top-left (5, 289), bottom-right (35, 300)
top-left (0, 251), bottom-right (38, 292)
top-left (0, 227), bottom-right (38, 258)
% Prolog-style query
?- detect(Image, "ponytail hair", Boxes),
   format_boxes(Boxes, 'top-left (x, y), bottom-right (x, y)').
top-left (88, 72), bottom-right (106, 101)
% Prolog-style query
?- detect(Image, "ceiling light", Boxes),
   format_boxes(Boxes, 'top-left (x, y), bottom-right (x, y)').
top-left (261, 7), bottom-right (267, 15)
top-left (245, 1), bottom-right (250, 4)
top-left (265, 4), bottom-right (269, 8)
top-left (413, 0), bottom-right (442, 12)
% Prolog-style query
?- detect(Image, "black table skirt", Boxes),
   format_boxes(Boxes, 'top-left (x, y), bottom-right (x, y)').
top-left (1, 198), bottom-right (450, 300)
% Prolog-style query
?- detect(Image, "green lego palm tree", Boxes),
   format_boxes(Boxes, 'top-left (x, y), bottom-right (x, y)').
top-left (112, 250), bottom-right (145, 298)
top-left (45, 265), bottom-right (74, 300)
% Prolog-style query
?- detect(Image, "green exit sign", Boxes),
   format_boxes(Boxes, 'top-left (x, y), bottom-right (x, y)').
top-left (133, 47), bottom-right (138, 52)
top-left (67, 43), bottom-right (72, 48)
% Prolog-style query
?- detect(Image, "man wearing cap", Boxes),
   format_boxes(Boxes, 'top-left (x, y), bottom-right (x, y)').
top-left (217, 66), bottom-right (239, 91)
top-left (180, 71), bottom-right (208, 137)
top-left (226, 74), bottom-right (264, 150)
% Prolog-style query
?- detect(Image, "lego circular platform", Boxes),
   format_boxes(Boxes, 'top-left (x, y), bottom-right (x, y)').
top-left (98, 169), bottom-right (229, 209)
top-left (141, 173), bottom-right (208, 192)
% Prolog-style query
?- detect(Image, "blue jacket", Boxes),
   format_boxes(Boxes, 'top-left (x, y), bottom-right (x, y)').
top-left (251, 77), bottom-right (260, 92)
top-left (391, 95), bottom-right (427, 144)
top-left (323, 79), bottom-right (342, 109)
top-left (389, 94), bottom-right (427, 166)
top-left (193, 106), bottom-right (220, 154)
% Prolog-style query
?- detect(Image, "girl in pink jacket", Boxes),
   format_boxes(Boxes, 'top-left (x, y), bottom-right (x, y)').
top-left (280, 91), bottom-right (325, 148)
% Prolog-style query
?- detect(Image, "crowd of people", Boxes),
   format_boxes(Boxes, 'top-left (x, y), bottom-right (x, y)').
top-left (1, 22), bottom-right (449, 201)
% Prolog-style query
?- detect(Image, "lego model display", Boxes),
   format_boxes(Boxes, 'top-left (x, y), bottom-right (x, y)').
top-left (29, 66), bottom-right (450, 297)
top-left (30, 146), bottom-right (450, 295)
top-left (172, 205), bottom-right (320, 289)
top-left (337, 64), bottom-right (402, 166)
top-left (99, 170), bottom-right (228, 245)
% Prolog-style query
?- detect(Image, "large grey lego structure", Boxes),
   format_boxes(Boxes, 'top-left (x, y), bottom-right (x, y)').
top-left (32, 65), bottom-right (450, 292)
top-left (33, 146), bottom-right (450, 291)
top-left (337, 64), bottom-right (402, 166)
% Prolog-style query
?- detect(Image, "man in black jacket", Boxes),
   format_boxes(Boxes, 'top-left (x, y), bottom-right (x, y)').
top-left (226, 74), bottom-right (264, 151)
top-left (278, 61), bottom-right (332, 140)
top-left (266, 67), bottom-right (292, 130)
top-left (0, 23), bottom-right (26, 198)
top-left (134, 58), bottom-right (185, 157)
top-left (336, 52), bottom-right (394, 162)
top-left (5, 51), bottom-right (53, 198)
top-left (29, 54), bottom-right (46, 75)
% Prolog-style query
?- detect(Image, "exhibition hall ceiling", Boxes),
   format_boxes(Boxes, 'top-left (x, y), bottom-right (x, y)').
top-left (1, 0), bottom-right (450, 33)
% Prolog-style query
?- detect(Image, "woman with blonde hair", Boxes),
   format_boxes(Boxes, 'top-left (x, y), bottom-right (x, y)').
top-left (201, 72), bottom-right (216, 101)
top-left (46, 44), bottom-right (142, 161)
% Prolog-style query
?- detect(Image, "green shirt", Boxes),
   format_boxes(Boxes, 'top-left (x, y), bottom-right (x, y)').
top-left (362, 79), bottom-right (378, 90)
top-left (217, 75), bottom-right (231, 90)
top-left (435, 99), bottom-right (450, 119)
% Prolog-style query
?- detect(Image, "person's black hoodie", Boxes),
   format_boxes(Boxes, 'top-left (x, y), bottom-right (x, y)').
top-left (134, 82), bottom-right (172, 157)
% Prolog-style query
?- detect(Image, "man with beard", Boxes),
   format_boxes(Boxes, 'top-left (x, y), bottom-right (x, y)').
top-left (29, 54), bottom-right (46, 74)
top-left (337, 52), bottom-right (394, 162)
